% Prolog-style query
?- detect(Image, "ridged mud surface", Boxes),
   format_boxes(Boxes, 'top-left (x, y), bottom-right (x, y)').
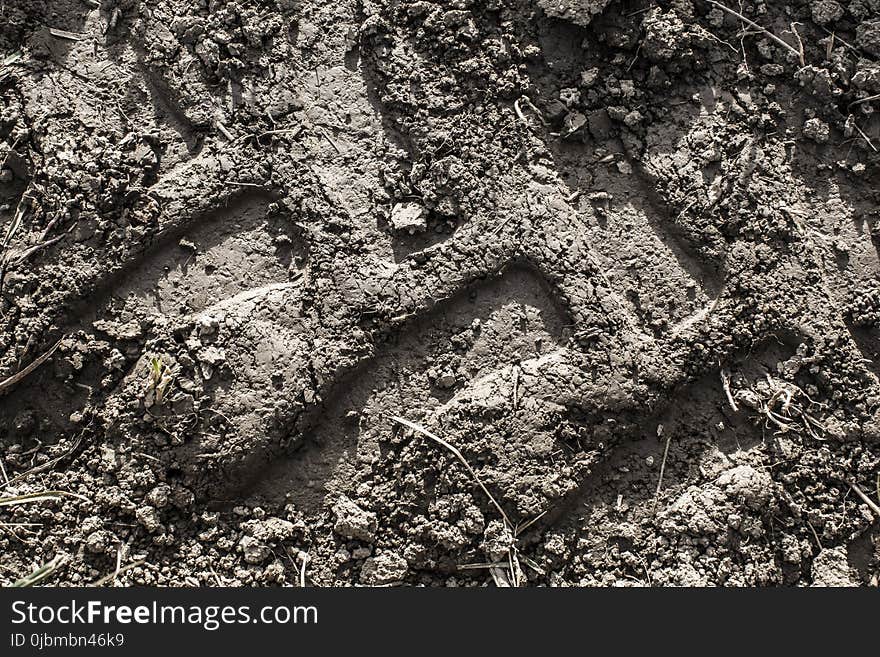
top-left (1, 0), bottom-right (879, 586)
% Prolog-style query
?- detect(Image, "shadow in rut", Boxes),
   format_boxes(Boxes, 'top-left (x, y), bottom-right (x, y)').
top-left (530, 12), bottom-right (726, 291)
top-left (528, 3), bottom-right (880, 375)
top-left (239, 264), bottom-right (571, 513)
top-left (0, 191), bottom-right (299, 444)
top-left (526, 334), bottom-right (800, 543)
top-left (357, 2), bottom-right (726, 340)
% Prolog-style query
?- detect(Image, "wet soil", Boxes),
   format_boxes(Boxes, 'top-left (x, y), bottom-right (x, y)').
top-left (0, 0), bottom-right (879, 586)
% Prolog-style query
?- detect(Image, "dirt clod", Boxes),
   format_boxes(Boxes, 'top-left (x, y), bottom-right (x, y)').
top-left (360, 552), bottom-right (409, 586)
top-left (333, 495), bottom-right (378, 544)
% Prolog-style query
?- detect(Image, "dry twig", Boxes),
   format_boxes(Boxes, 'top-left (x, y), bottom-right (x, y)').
top-left (653, 429), bottom-right (673, 514)
top-left (92, 559), bottom-right (147, 587)
top-left (720, 368), bottom-right (739, 412)
top-left (390, 415), bottom-right (531, 586)
top-left (851, 482), bottom-right (880, 521)
top-left (0, 489), bottom-right (89, 507)
top-left (11, 554), bottom-right (68, 587)
top-left (707, 1), bottom-right (801, 60)
top-left (0, 339), bottom-right (63, 396)
top-left (390, 415), bottom-right (510, 526)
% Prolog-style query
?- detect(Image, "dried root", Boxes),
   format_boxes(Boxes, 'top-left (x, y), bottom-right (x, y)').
top-left (733, 373), bottom-right (826, 439)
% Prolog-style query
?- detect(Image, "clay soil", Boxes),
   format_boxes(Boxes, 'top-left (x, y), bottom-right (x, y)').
top-left (1, 0), bottom-right (879, 587)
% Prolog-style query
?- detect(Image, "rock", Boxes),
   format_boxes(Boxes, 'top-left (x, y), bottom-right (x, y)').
top-left (811, 546), bottom-right (859, 586)
top-left (134, 142), bottom-right (157, 168)
top-left (390, 202), bottom-right (427, 234)
top-left (332, 495), bottom-right (378, 543)
top-left (811, 0), bottom-right (844, 25)
top-left (360, 551), bottom-right (408, 585)
top-left (803, 117), bottom-right (830, 144)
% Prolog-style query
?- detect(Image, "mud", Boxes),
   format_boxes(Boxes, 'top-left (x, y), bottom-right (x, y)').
top-left (0, 0), bottom-right (878, 586)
